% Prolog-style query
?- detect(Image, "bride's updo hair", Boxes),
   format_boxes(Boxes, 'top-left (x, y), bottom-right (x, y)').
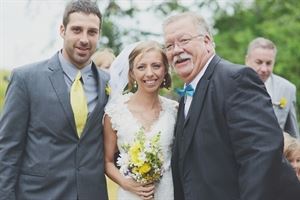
top-left (127, 41), bottom-right (172, 91)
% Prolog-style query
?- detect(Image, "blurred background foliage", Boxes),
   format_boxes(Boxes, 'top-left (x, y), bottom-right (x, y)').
top-left (1, 0), bottom-right (300, 120)
top-left (213, 0), bottom-right (300, 118)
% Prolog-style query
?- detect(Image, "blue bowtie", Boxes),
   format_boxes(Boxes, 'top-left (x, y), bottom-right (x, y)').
top-left (175, 84), bottom-right (195, 97)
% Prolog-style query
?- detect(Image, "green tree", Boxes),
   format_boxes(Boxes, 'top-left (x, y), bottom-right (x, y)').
top-left (213, 0), bottom-right (300, 118)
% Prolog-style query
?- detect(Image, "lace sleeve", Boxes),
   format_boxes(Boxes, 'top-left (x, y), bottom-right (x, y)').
top-left (162, 97), bottom-right (178, 117)
top-left (104, 94), bottom-right (124, 131)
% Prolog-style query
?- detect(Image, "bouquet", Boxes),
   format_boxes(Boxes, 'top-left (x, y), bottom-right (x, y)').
top-left (117, 128), bottom-right (164, 184)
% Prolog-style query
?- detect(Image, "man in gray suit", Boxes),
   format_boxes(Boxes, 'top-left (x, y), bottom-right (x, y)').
top-left (0, 0), bottom-right (109, 199)
top-left (246, 37), bottom-right (299, 138)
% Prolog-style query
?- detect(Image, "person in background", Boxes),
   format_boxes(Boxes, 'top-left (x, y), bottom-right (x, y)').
top-left (92, 47), bottom-right (116, 72)
top-left (284, 132), bottom-right (300, 181)
top-left (245, 37), bottom-right (299, 138)
top-left (104, 41), bottom-right (177, 200)
top-left (0, 0), bottom-right (109, 199)
top-left (92, 47), bottom-right (117, 200)
top-left (162, 11), bottom-right (300, 200)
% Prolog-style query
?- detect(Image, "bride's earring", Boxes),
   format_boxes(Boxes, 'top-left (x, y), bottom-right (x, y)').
top-left (134, 81), bottom-right (137, 89)
top-left (163, 78), bottom-right (166, 87)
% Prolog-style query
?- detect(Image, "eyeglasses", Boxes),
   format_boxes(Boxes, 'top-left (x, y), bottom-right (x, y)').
top-left (164, 34), bottom-right (204, 52)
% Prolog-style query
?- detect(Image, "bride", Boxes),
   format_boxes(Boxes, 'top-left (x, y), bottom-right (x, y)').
top-left (103, 41), bottom-right (177, 200)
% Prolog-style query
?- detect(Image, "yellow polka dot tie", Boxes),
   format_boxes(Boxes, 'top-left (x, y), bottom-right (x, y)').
top-left (70, 71), bottom-right (88, 138)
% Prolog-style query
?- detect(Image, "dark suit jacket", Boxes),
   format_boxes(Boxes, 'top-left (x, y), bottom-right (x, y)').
top-left (172, 55), bottom-right (300, 200)
top-left (0, 53), bottom-right (109, 200)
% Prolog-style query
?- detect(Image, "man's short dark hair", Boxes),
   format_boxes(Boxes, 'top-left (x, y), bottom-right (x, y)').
top-left (63, 0), bottom-right (102, 28)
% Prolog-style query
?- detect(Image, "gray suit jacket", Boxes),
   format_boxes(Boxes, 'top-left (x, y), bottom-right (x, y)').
top-left (0, 53), bottom-right (109, 200)
top-left (265, 73), bottom-right (299, 138)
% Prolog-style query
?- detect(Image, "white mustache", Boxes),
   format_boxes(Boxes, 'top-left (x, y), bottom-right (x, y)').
top-left (172, 53), bottom-right (192, 65)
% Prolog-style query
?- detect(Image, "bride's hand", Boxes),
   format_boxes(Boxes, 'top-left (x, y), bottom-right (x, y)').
top-left (140, 183), bottom-right (155, 200)
top-left (120, 178), bottom-right (155, 199)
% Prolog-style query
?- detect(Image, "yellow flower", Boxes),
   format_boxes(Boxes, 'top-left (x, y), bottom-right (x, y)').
top-left (129, 142), bottom-right (142, 166)
top-left (279, 97), bottom-right (287, 109)
top-left (105, 84), bottom-right (111, 95)
top-left (132, 167), bottom-right (139, 174)
top-left (139, 163), bottom-right (151, 174)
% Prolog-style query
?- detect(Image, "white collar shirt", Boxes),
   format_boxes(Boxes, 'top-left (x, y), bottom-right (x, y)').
top-left (184, 54), bottom-right (215, 116)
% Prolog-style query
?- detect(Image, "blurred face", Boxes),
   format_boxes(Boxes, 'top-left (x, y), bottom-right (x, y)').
top-left (131, 50), bottom-right (166, 94)
top-left (287, 151), bottom-right (300, 171)
top-left (102, 62), bottom-right (112, 70)
top-left (60, 12), bottom-right (100, 69)
top-left (98, 59), bottom-right (113, 71)
top-left (103, 55), bottom-right (115, 69)
top-left (163, 17), bottom-right (214, 83)
top-left (245, 47), bottom-right (276, 82)
top-left (288, 151), bottom-right (300, 180)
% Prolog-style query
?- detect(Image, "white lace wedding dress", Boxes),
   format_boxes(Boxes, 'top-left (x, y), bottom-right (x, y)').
top-left (105, 93), bottom-right (177, 200)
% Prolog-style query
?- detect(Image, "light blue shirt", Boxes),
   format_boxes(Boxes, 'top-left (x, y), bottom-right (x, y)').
top-left (58, 51), bottom-right (98, 114)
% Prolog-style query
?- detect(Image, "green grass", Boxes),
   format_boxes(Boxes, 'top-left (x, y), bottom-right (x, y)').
top-left (0, 70), bottom-right (11, 111)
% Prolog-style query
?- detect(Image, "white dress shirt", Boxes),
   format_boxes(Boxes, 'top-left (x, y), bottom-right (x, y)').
top-left (184, 55), bottom-right (215, 116)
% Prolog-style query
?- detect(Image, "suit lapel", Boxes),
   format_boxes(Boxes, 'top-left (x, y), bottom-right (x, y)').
top-left (174, 97), bottom-right (185, 174)
top-left (48, 53), bottom-right (77, 134)
top-left (81, 65), bottom-right (108, 137)
top-left (175, 97), bottom-right (185, 138)
top-left (180, 55), bottom-right (221, 159)
top-left (265, 74), bottom-right (274, 99)
top-left (183, 79), bottom-right (208, 127)
top-left (179, 79), bottom-right (209, 160)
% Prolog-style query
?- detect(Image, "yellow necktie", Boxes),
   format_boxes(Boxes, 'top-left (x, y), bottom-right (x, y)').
top-left (70, 72), bottom-right (88, 138)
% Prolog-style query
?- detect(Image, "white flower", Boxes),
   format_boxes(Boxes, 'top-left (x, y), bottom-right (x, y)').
top-left (139, 152), bottom-right (147, 161)
top-left (117, 153), bottom-right (129, 166)
top-left (144, 141), bottom-right (152, 152)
